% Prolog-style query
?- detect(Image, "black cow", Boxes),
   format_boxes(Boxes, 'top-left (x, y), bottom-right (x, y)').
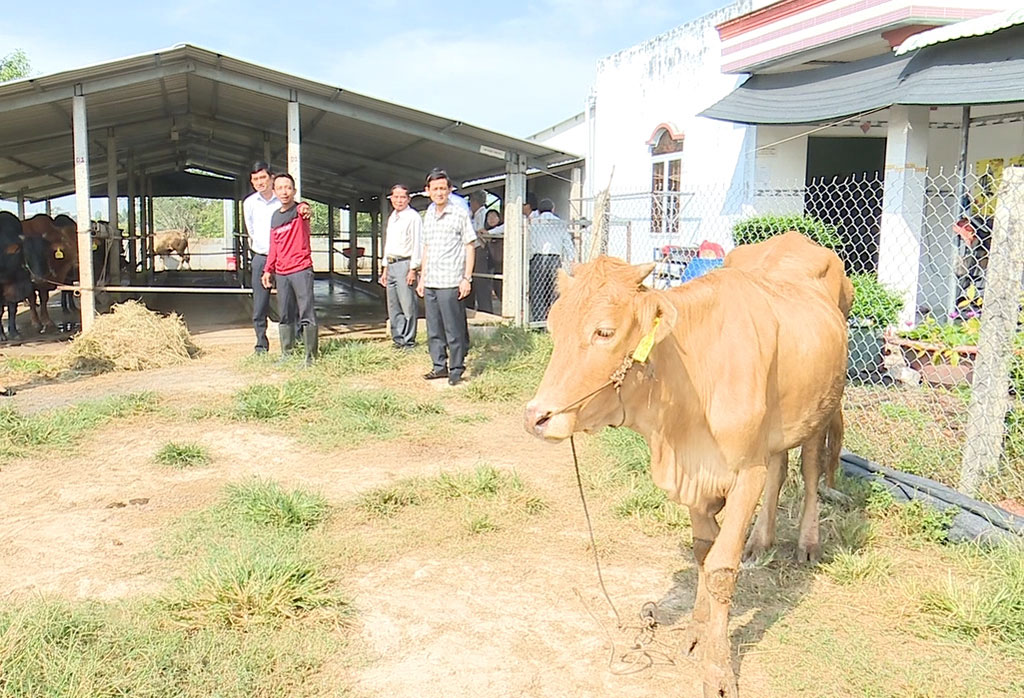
top-left (0, 212), bottom-right (33, 340)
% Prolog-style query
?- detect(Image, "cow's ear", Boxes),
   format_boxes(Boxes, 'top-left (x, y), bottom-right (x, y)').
top-left (630, 262), bottom-right (656, 288)
top-left (556, 268), bottom-right (575, 294)
top-left (635, 291), bottom-right (677, 345)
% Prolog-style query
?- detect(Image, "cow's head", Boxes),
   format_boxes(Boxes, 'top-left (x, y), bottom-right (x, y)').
top-left (524, 256), bottom-right (676, 441)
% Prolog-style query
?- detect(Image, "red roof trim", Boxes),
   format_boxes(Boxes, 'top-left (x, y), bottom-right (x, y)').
top-left (717, 0), bottom-right (833, 41)
top-left (646, 122), bottom-right (685, 146)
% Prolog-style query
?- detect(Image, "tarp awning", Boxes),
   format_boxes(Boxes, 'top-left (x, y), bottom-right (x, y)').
top-left (701, 24), bottom-right (1024, 126)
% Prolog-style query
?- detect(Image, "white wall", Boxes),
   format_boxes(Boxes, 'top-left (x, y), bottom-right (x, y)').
top-left (589, 1), bottom-right (756, 260)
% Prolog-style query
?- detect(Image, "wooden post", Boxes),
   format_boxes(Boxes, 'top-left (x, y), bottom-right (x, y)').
top-left (503, 153), bottom-right (527, 324)
top-left (349, 207), bottom-right (358, 283)
top-left (959, 166), bottom-right (1024, 495)
top-left (72, 90), bottom-right (96, 331)
top-left (106, 129), bottom-right (120, 285)
top-left (328, 204), bottom-right (336, 286)
top-left (127, 153), bottom-right (136, 281)
top-left (287, 96), bottom-right (301, 200)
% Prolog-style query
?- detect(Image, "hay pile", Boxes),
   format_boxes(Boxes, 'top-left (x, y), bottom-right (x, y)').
top-left (63, 300), bottom-right (200, 373)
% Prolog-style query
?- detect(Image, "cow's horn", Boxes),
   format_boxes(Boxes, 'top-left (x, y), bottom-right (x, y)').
top-left (630, 262), bottom-right (656, 287)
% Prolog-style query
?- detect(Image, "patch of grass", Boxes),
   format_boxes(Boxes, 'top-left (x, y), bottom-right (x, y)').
top-left (465, 512), bottom-right (498, 534)
top-left (464, 326), bottom-right (552, 403)
top-left (0, 391), bottom-right (159, 462)
top-left (453, 412), bottom-right (491, 424)
top-left (821, 547), bottom-right (893, 585)
top-left (164, 541), bottom-right (346, 629)
top-left (316, 338), bottom-right (410, 376)
top-left (919, 542), bottom-right (1024, 651)
top-left (432, 465), bottom-right (522, 499)
top-left (0, 599), bottom-right (343, 697)
top-left (357, 481), bottom-right (424, 518)
top-left (224, 479), bottom-right (330, 530)
top-left (302, 389), bottom-right (444, 446)
top-left (154, 442), bottom-right (211, 469)
top-left (1, 356), bottom-right (57, 377)
top-left (231, 377), bottom-right (320, 421)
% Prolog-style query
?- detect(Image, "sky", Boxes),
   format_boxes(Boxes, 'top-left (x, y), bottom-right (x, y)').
top-left (1, 0), bottom-right (722, 139)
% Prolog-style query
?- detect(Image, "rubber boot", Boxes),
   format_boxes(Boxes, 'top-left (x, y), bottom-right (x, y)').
top-left (303, 324), bottom-right (319, 367)
top-left (278, 323), bottom-right (296, 363)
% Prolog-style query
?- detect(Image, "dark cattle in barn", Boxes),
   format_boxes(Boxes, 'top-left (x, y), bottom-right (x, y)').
top-left (0, 212), bottom-right (33, 339)
top-left (52, 214), bottom-right (79, 313)
top-left (19, 214), bottom-right (74, 332)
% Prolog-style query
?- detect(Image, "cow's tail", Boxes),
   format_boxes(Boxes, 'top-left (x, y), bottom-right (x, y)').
top-left (824, 409), bottom-right (843, 489)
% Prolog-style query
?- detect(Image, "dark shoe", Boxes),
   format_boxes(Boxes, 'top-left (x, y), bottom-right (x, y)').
top-left (253, 347), bottom-right (268, 356)
top-left (303, 325), bottom-right (319, 367)
top-left (278, 323), bottom-right (296, 356)
top-left (424, 369), bottom-right (449, 380)
top-left (447, 374), bottom-right (463, 386)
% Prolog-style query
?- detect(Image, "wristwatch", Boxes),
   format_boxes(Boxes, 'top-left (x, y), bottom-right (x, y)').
top-left (461, 275), bottom-right (472, 283)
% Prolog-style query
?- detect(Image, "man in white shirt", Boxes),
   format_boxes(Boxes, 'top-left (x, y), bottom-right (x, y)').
top-left (529, 198), bottom-right (575, 322)
top-left (416, 168), bottom-right (476, 386)
top-left (378, 183), bottom-right (423, 349)
top-left (242, 160), bottom-right (309, 354)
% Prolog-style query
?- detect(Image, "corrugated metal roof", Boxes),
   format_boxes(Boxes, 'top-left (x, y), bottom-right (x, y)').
top-left (0, 44), bottom-right (578, 208)
top-left (701, 23), bottom-right (1024, 125)
top-left (894, 7), bottom-right (1024, 56)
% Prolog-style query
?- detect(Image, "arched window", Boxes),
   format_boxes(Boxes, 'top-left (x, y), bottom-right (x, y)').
top-left (647, 124), bottom-right (684, 235)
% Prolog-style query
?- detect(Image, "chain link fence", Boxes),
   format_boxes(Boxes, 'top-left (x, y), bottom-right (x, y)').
top-left (523, 168), bottom-right (1023, 501)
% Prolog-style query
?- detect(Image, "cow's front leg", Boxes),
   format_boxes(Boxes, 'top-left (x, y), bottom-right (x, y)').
top-left (26, 293), bottom-right (42, 331)
top-left (701, 465), bottom-right (767, 698)
top-left (682, 498), bottom-right (723, 657)
top-left (37, 289), bottom-right (55, 333)
top-left (744, 451), bottom-right (787, 561)
top-left (7, 302), bottom-right (20, 337)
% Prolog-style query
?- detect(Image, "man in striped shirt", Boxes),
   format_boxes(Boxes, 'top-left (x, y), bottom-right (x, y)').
top-left (416, 168), bottom-right (476, 386)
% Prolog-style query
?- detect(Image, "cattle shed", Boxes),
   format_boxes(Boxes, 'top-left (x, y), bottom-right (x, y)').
top-left (0, 43), bottom-right (579, 330)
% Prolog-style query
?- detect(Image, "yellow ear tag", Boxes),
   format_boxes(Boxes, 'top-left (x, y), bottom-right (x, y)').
top-left (91, 243), bottom-right (98, 251)
top-left (54, 249), bottom-right (64, 259)
top-left (632, 317), bottom-right (660, 363)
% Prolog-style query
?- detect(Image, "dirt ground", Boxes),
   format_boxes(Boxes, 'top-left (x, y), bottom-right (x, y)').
top-left (0, 325), bottom-right (797, 698)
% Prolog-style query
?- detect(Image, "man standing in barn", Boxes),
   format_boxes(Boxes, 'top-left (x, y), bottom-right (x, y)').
top-left (379, 183), bottom-right (422, 349)
top-left (261, 173), bottom-right (318, 366)
top-left (243, 161), bottom-right (309, 355)
top-left (416, 168), bottom-right (476, 386)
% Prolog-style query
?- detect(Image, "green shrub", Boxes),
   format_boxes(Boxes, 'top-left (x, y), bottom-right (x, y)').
top-left (849, 273), bottom-right (904, 327)
top-left (223, 479), bottom-right (330, 530)
top-left (155, 442), bottom-right (211, 469)
top-left (732, 214), bottom-right (842, 250)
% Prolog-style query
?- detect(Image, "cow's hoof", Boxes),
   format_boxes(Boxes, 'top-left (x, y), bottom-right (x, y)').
top-left (677, 619), bottom-right (705, 658)
top-left (702, 659), bottom-right (738, 698)
top-left (795, 541), bottom-right (821, 564)
top-left (742, 535), bottom-right (774, 564)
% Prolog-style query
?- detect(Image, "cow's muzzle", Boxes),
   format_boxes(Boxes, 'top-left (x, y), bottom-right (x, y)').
top-left (524, 400), bottom-right (566, 440)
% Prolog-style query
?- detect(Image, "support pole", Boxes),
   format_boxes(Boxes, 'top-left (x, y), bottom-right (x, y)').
top-left (287, 96), bottom-right (301, 199)
top-left (146, 177), bottom-right (154, 284)
top-left (45, 200), bottom-right (52, 216)
top-left (959, 166), bottom-right (1024, 496)
top-left (138, 173), bottom-right (147, 277)
top-left (328, 204), bottom-right (336, 286)
top-left (16, 191), bottom-right (25, 219)
top-left (503, 153), bottom-right (527, 324)
top-left (569, 166), bottom-right (583, 258)
top-left (263, 132), bottom-right (272, 165)
top-left (371, 206), bottom-right (380, 281)
top-left (72, 91), bottom-right (96, 331)
top-left (349, 207), bottom-right (358, 283)
top-left (106, 129), bottom-right (120, 285)
top-left (127, 153), bottom-right (136, 280)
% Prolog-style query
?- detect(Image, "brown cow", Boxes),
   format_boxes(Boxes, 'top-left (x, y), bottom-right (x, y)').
top-left (152, 229), bottom-right (191, 269)
top-left (19, 214), bottom-right (73, 332)
top-left (524, 252), bottom-right (847, 698)
top-left (723, 231), bottom-right (854, 561)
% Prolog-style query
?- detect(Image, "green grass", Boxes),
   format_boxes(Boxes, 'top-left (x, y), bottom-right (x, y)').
top-left (223, 479), bottom-right (330, 530)
top-left (163, 540), bottom-right (346, 629)
top-left (820, 547), bottom-right (893, 585)
top-left (1, 356), bottom-right (55, 376)
top-left (0, 599), bottom-right (343, 697)
top-left (154, 442), bottom-right (211, 469)
top-left (316, 338), bottom-right (411, 376)
top-left (919, 542), bottom-right (1024, 651)
top-left (0, 391), bottom-right (160, 462)
top-left (302, 389), bottom-right (445, 447)
top-left (464, 326), bottom-right (552, 403)
top-left (231, 377), bottom-right (320, 421)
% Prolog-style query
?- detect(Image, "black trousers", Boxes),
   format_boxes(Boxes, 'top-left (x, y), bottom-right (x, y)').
top-left (529, 254), bottom-right (561, 323)
top-left (277, 267), bottom-right (317, 329)
top-left (251, 253), bottom-right (271, 350)
top-left (424, 286), bottom-right (469, 377)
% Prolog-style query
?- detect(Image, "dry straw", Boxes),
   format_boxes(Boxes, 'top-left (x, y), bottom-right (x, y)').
top-left (63, 300), bottom-right (200, 373)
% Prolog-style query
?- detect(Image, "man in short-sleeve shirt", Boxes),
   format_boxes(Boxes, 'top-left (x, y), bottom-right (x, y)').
top-left (416, 168), bottom-right (476, 386)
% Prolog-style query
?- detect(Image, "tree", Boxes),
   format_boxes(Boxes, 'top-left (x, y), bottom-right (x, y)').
top-left (0, 49), bottom-right (30, 82)
top-left (152, 197), bottom-right (225, 238)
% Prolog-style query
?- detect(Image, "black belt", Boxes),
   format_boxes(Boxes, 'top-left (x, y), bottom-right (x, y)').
top-left (387, 255), bottom-right (410, 263)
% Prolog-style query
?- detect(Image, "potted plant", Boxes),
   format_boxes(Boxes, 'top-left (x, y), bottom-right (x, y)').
top-left (848, 273), bottom-right (904, 376)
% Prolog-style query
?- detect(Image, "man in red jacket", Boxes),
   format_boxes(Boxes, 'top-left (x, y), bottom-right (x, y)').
top-left (261, 173), bottom-right (318, 365)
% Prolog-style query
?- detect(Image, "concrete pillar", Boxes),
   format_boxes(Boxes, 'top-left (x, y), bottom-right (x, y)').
top-left (328, 204), bottom-right (336, 281)
top-left (287, 96), bottom-right (301, 199)
top-left (569, 167), bottom-right (583, 259)
top-left (16, 191), bottom-right (25, 219)
top-left (72, 90), bottom-right (96, 331)
top-left (126, 153), bottom-right (136, 279)
top-left (45, 200), bottom-right (52, 216)
top-left (146, 177), bottom-right (154, 283)
top-left (371, 206), bottom-right (380, 280)
top-left (877, 105), bottom-right (929, 327)
top-left (138, 173), bottom-right (147, 276)
top-left (503, 153), bottom-right (527, 324)
top-left (263, 132), bottom-right (271, 165)
top-left (106, 129), bottom-right (120, 285)
top-left (349, 207), bottom-right (358, 282)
